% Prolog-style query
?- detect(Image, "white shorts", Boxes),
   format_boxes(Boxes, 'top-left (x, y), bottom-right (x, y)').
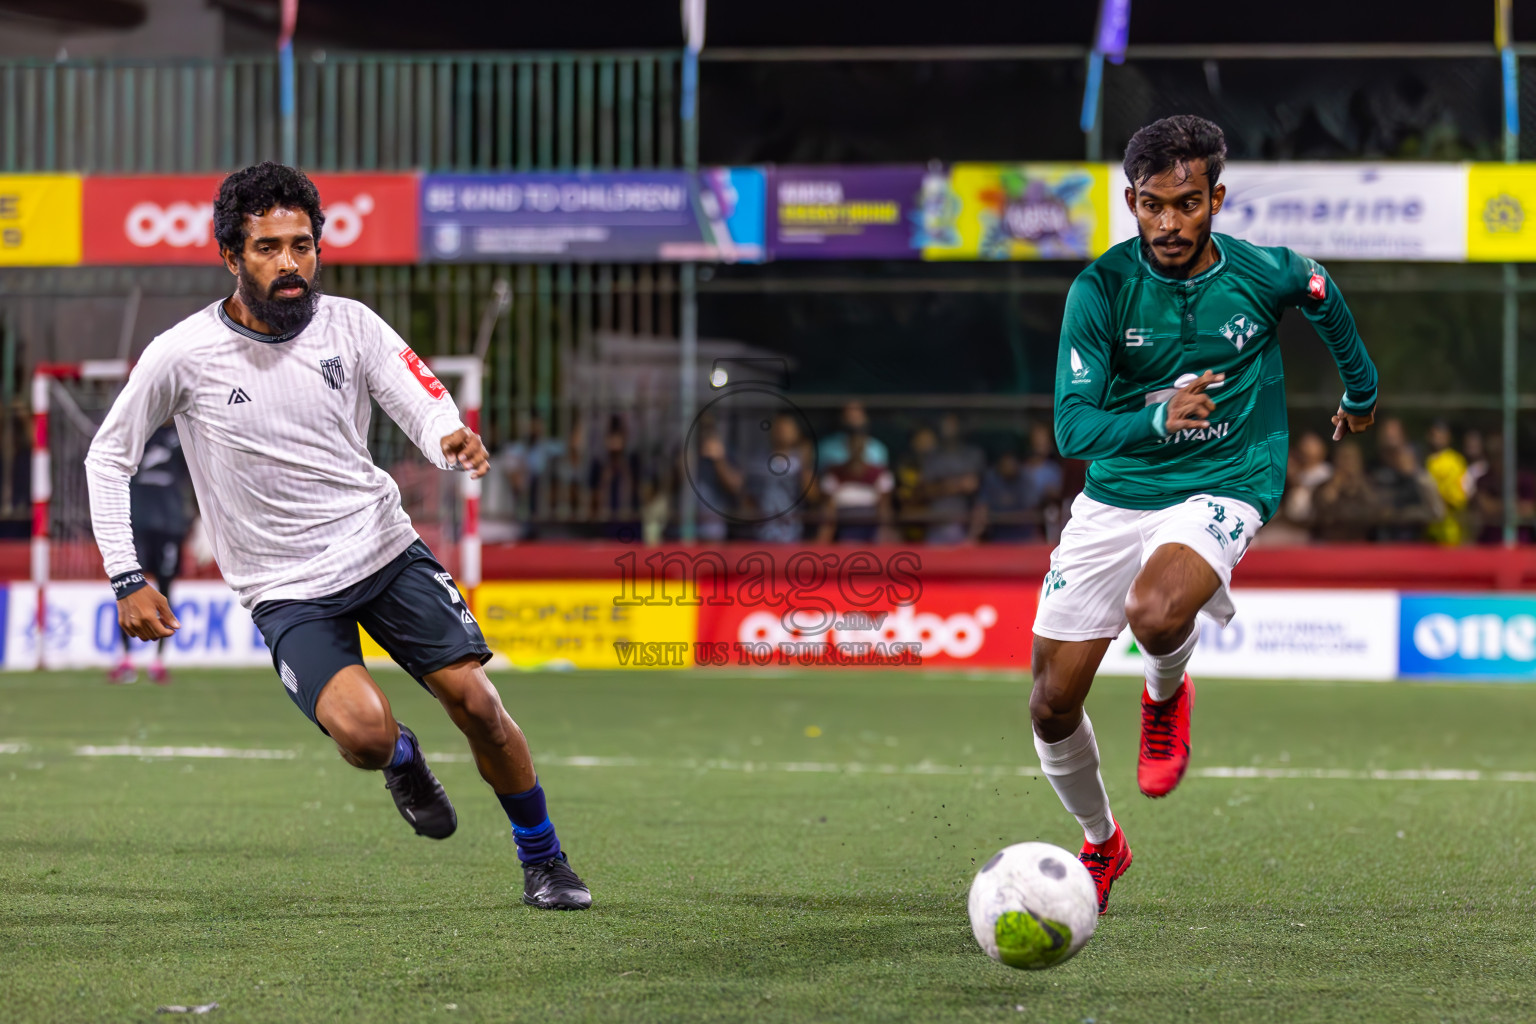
top-left (1032, 493), bottom-right (1262, 643)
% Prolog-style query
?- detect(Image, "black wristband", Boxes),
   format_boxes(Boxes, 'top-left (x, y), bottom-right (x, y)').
top-left (111, 571), bottom-right (148, 600)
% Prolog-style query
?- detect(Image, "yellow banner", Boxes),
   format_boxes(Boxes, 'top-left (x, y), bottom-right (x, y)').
top-left (923, 163), bottom-right (1110, 261)
top-left (0, 175), bottom-right (82, 265)
top-left (1466, 164), bottom-right (1536, 261)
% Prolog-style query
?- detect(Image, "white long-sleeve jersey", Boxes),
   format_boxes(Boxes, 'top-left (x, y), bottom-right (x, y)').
top-left (85, 295), bottom-right (465, 608)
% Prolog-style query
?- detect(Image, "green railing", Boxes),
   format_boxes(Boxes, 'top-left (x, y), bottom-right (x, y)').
top-left (0, 52), bottom-right (681, 173)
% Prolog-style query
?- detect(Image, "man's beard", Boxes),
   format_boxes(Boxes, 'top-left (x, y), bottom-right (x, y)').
top-left (236, 260), bottom-right (322, 335)
top-left (1139, 223), bottom-right (1211, 280)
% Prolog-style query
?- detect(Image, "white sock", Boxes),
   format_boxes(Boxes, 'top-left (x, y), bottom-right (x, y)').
top-left (1033, 714), bottom-right (1116, 845)
top-left (1141, 625), bottom-right (1198, 702)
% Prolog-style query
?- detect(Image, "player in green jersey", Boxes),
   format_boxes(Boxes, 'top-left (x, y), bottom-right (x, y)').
top-left (1029, 116), bottom-right (1379, 914)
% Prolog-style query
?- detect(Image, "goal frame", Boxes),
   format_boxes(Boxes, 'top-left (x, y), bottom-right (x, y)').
top-left (29, 357), bottom-right (482, 670)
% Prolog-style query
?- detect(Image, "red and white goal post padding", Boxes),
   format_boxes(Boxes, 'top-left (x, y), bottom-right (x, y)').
top-left (32, 360), bottom-right (130, 669)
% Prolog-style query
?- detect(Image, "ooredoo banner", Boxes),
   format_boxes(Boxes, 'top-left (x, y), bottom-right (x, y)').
top-left (694, 582), bottom-right (1036, 669)
top-left (1108, 162), bottom-right (1469, 261)
top-left (81, 174), bottom-right (419, 265)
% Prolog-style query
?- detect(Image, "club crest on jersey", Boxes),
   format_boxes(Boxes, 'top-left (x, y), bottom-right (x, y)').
top-left (320, 356), bottom-right (345, 390)
top-left (1220, 313), bottom-right (1258, 351)
top-left (399, 347), bottom-right (447, 400)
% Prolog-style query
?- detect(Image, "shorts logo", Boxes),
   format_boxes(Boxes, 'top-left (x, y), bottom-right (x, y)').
top-left (433, 571), bottom-right (463, 605)
top-left (1041, 568), bottom-right (1066, 598)
top-left (280, 661), bottom-right (299, 694)
top-left (320, 356), bottom-right (345, 390)
top-left (399, 347), bottom-right (448, 400)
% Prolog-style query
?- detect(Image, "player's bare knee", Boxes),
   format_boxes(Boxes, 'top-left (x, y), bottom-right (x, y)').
top-left (1125, 591), bottom-right (1188, 653)
top-left (326, 709), bottom-right (396, 769)
top-left (1029, 680), bottom-right (1082, 737)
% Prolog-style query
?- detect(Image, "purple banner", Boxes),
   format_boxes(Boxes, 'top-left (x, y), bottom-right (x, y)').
top-left (419, 169), bottom-right (765, 264)
top-left (768, 166), bottom-right (929, 260)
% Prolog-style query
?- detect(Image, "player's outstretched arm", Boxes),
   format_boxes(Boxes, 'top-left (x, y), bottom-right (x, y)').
top-left (1285, 252), bottom-right (1379, 441)
top-left (441, 427), bottom-right (490, 479)
top-left (118, 584), bottom-right (179, 641)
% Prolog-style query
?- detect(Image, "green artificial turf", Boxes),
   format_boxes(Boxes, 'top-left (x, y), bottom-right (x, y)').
top-left (1, 668), bottom-right (1534, 1023)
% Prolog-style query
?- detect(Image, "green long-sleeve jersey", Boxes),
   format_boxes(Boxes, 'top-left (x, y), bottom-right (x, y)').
top-left (1054, 233), bottom-right (1378, 521)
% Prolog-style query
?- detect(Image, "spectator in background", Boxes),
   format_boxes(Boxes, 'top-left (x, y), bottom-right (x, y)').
top-left (971, 448), bottom-right (1034, 543)
top-left (1372, 443), bottom-right (1444, 541)
top-left (1020, 422), bottom-right (1065, 538)
top-left (1462, 429), bottom-right (1490, 499)
top-left (893, 424), bottom-right (936, 542)
top-left (818, 432), bottom-right (894, 543)
top-left (589, 414), bottom-right (642, 540)
top-left (691, 413), bottom-right (740, 543)
top-left (819, 400), bottom-right (889, 469)
top-left (1376, 417), bottom-right (1415, 463)
top-left (1281, 431), bottom-right (1333, 528)
top-left (1311, 440), bottom-right (1382, 542)
top-left (742, 412), bottom-right (813, 543)
top-left (921, 412), bottom-right (984, 544)
top-left (1475, 432), bottom-right (1536, 544)
top-left (1423, 421), bottom-right (1468, 545)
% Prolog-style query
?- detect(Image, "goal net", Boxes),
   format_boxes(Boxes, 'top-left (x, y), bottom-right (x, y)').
top-left (27, 356), bottom-right (482, 670)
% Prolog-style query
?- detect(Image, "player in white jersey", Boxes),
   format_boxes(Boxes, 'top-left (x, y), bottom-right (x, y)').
top-left (85, 163), bottom-right (590, 910)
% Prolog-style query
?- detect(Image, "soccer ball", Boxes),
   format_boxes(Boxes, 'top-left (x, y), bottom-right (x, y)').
top-left (967, 842), bottom-right (1098, 969)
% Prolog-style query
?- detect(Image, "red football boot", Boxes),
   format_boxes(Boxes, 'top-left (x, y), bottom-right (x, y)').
top-left (1078, 822), bottom-right (1132, 915)
top-left (1138, 674), bottom-right (1195, 798)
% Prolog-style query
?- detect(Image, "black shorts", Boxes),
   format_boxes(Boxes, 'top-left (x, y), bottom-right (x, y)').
top-left (251, 540), bottom-right (491, 730)
top-left (134, 530), bottom-right (184, 582)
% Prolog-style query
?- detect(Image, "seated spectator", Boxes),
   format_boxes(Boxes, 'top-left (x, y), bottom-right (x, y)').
top-left (1371, 443), bottom-right (1444, 542)
top-left (921, 412), bottom-right (984, 545)
top-left (1280, 431), bottom-right (1333, 527)
top-left (1423, 421), bottom-right (1468, 546)
top-left (690, 414), bottom-right (739, 543)
top-left (971, 449), bottom-right (1034, 543)
top-left (1020, 422), bottom-right (1065, 538)
top-left (819, 400), bottom-right (889, 469)
top-left (818, 432), bottom-right (894, 543)
top-left (743, 413), bottom-right (813, 543)
top-left (590, 414), bottom-right (642, 540)
top-left (1474, 432), bottom-right (1536, 544)
top-left (1311, 440), bottom-right (1383, 542)
top-left (893, 425), bottom-right (936, 542)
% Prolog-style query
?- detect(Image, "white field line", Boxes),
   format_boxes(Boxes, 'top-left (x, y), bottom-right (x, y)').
top-left (72, 744), bottom-right (296, 760)
top-left (0, 744), bottom-right (1530, 782)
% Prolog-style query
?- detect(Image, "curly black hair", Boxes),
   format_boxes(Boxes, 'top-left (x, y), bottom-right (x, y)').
top-left (1123, 115), bottom-right (1227, 191)
top-left (213, 161), bottom-right (325, 256)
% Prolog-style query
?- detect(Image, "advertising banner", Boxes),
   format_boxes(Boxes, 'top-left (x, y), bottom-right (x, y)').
top-left (420, 169), bottom-right (765, 263)
top-left (472, 581), bottom-right (699, 669)
top-left (6, 581), bottom-right (270, 670)
top-left (1466, 163), bottom-right (1536, 261)
top-left (0, 175), bottom-right (83, 266)
top-left (81, 173), bottom-right (419, 265)
top-left (694, 582), bottom-right (1036, 669)
top-left (924, 163), bottom-right (1110, 261)
top-left (1108, 162), bottom-right (1469, 261)
top-left (768, 166), bottom-right (929, 259)
top-left (1097, 589), bottom-right (1401, 681)
top-left (1399, 593), bottom-right (1536, 680)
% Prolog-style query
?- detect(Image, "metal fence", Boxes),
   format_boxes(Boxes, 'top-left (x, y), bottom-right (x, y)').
top-left (0, 45), bottom-right (1532, 544)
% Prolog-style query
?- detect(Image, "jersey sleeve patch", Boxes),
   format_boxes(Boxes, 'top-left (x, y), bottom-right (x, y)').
top-left (1307, 272), bottom-right (1327, 300)
top-left (398, 347), bottom-right (448, 400)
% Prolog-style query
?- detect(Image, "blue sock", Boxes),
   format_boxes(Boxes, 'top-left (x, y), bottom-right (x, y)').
top-left (496, 779), bottom-right (562, 864)
top-left (388, 725), bottom-right (417, 769)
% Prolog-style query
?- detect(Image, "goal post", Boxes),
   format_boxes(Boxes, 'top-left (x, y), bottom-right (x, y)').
top-left (428, 356), bottom-right (483, 592)
top-left (31, 360), bottom-right (130, 669)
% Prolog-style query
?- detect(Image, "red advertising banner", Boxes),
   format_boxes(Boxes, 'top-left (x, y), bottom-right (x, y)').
top-left (694, 582), bottom-right (1037, 669)
top-left (82, 173), bottom-right (419, 265)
